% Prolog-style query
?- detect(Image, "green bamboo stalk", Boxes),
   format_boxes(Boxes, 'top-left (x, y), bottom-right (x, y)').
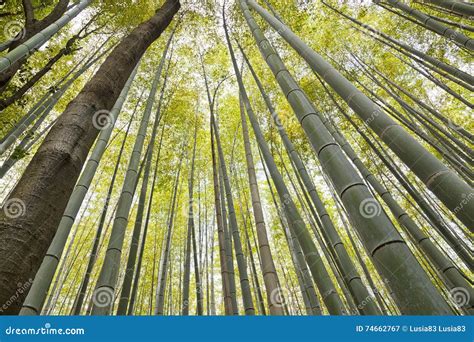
top-left (155, 148), bottom-right (185, 315)
top-left (322, 2), bottom-right (473, 87)
top-left (218, 145), bottom-right (241, 314)
top-left (280, 151), bottom-right (360, 314)
top-left (0, 0), bottom-right (92, 73)
top-left (347, 55), bottom-right (473, 167)
top-left (246, 0), bottom-right (473, 230)
top-left (319, 78), bottom-right (474, 314)
top-left (130, 112), bottom-right (169, 316)
top-left (71, 92), bottom-right (143, 315)
top-left (379, 0), bottom-right (474, 50)
top-left (182, 157), bottom-right (193, 316)
top-left (259, 151), bottom-right (316, 315)
top-left (240, 0), bottom-right (453, 314)
top-left (117, 34), bottom-right (175, 315)
top-left (90, 37), bottom-right (173, 315)
top-left (188, 118), bottom-right (204, 314)
top-left (211, 113), bottom-right (255, 315)
top-left (238, 43), bottom-right (380, 315)
top-left (423, 0), bottom-right (474, 16)
top-left (234, 22), bottom-right (346, 316)
top-left (19, 67), bottom-right (138, 315)
top-left (210, 121), bottom-right (234, 315)
top-left (359, 58), bottom-right (473, 143)
top-left (224, 15), bottom-right (284, 314)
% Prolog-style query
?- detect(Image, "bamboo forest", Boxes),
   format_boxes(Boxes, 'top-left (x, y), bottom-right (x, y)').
top-left (0, 0), bottom-right (472, 317)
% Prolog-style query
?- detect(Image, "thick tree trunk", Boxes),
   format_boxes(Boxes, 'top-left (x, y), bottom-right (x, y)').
top-left (19, 69), bottom-right (137, 316)
top-left (0, 0), bottom-right (180, 315)
top-left (0, 43), bottom-right (110, 156)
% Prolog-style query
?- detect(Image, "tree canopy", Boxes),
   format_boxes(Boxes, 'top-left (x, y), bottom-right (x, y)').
top-left (0, 0), bottom-right (472, 316)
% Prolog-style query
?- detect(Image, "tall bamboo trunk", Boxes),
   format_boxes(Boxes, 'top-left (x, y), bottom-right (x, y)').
top-left (117, 32), bottom-right (174, 315)
top-left (240, 0), bottom-right (453, 314)
top-left (71, 93), bottom-right (142, 315)
top-left (245, 0), bottom-right (473, 232)
top-left (219, 155), bottom-right (239, 314)
top-left (0, 0), bottom-right (89, 89)
top-left (18, 69), bottom-right (138, 315)
top-left (155, 150), bottom-right (185, 315)
top-left (380, 0), bottom-right (474, 50)
top-left (238, 43), bottom-right (380, 315)
top-left (424, 0), bottom-right (474, 16)
top-left (90, 57), bottom-right (168, 315)
top-left (224, 17), bottom-right (284, 314)
top-left (233, 39), bottom-right (345, 316)
top-left (210, 122), bottom-right (234, 315)
top-left (211, 115), bottom-right (255, 315)
top-left (318, 75), bottom-right (474, 313)
top-left (187, 119), bottom-right (203, 314)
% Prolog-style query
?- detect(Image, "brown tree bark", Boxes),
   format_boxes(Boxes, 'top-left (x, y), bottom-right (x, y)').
top-left (0, 0), bottom-right (180, 315)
